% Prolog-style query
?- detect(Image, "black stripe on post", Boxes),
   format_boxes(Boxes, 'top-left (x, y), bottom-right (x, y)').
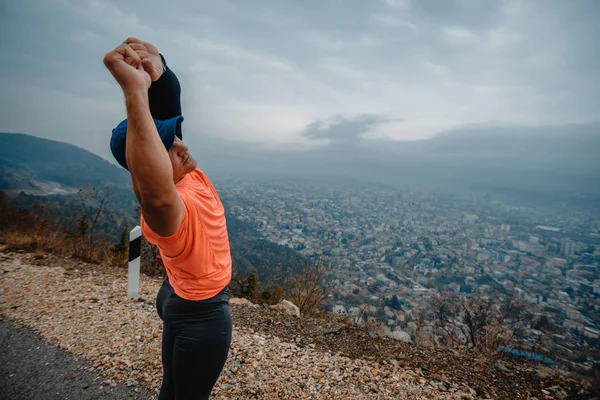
top-left (129, 236), bottom-right (141, 262)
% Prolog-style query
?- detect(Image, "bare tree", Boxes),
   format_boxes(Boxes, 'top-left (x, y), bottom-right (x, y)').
top-left (431, 295), bottom-right (462, 347)
top-left (77, 186), bottom-right (111, 246)
top-left (428, 292), bottom-right (530, 355)
top-left (286, 258), bottom-right (332, 316)
top-left (462, 298), bottom-right (494, 349)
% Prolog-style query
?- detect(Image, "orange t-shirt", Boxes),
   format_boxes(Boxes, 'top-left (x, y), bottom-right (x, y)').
top-left (140, 168), bottom-right (232, 300)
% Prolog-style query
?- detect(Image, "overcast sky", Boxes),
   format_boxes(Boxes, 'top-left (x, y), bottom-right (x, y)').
top-left (0, 0), bottom-right (598, 160)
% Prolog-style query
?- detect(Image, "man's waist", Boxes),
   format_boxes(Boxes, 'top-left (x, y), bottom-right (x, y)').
top-left (165, 273), bottom-right (230, 302)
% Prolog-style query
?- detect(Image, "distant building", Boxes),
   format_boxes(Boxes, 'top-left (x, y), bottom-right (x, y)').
top-left (332, 305), bottom-right (346, 315)
top-left (584, 327), bottom-right (600, 339)
top-left (560, 240), bottom-right (575, 257)
top-left (392, 257), bottom-right (403, 267)
top-left (463, 213), bottom-right (479, 224)
top-left (536, 225), bottom-right (561, 232)
top-left (513, 241), bottom-right (531, 253)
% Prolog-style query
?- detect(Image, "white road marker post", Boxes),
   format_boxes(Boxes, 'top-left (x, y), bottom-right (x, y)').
top-left (128, 225), bottom-right (142, 300)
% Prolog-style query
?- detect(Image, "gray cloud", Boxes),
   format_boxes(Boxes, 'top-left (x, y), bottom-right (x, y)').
top-left (0, 0), bottom-right (598, 160)
top-left (301, 114), bottom-right (395, 144)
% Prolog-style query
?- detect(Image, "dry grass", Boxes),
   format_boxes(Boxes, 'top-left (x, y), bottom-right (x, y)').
top-left (0, 194), bottom-right (128, 269)
top-left (1, 230), bottom-right (127, 268)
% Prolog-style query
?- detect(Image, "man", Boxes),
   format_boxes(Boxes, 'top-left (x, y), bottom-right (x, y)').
top-left (103, 38), bottom-right (232, 400)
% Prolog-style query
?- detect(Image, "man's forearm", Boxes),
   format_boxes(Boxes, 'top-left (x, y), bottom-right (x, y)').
top-left (125, 90), bottom-right (177, 206)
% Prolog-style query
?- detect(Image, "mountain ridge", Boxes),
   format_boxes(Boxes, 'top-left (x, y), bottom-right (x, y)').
top-left (0, 132), bottom-right (130, 191)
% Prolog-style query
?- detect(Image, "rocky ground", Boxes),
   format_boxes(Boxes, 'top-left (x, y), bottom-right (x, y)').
top-left (0, 319), bottom-right (153, 400)
top-left (0, 250), bottom-right (596, 399)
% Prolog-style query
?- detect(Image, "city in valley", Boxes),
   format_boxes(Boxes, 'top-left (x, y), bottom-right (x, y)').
top-left (220, 177), bottom-right (600, 373)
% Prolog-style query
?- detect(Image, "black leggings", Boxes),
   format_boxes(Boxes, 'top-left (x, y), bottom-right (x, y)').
top-left (156, 278), bottom-right (232, 400)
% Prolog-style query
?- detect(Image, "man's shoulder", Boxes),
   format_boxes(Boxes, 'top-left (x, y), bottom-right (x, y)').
top-left (190, 168), bottom-right (217, 189)
top-left (177, 169), bottom-right (216, 199)
top-left (176, 168), bottom-right (204, 188)
top-left (186, 168), bottom-right (209, 182)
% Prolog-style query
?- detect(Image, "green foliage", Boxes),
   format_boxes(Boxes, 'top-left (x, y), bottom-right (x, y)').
top-left (230, 259), bottom-right (331, 313)
top-left (230, 267), bottom-right (284, 305)
top-left (238, 268), bottom-right (259, 300)
top-left (112, 224), bottom-right (129, 254)
top-left (387, 294), bottom-right (402, 311)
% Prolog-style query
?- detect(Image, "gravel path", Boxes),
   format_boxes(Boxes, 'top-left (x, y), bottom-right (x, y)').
top-left (0, 319), bottom-right (151, 400)
top-left (0, 251), bottom-right (590, 399)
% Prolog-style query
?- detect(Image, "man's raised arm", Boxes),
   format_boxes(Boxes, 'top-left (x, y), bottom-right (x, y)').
top-left (104, 42), bottom-right (183, 237)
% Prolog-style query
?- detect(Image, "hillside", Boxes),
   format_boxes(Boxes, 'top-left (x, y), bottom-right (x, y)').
top-left (0, 133), bottom-right (139, 242)
top-left (0, 133), bottom-right (130, 191)
top-left (0, 251), bottom-right (595, 399)
top-left (0, 133), bottom-right (308, 283)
